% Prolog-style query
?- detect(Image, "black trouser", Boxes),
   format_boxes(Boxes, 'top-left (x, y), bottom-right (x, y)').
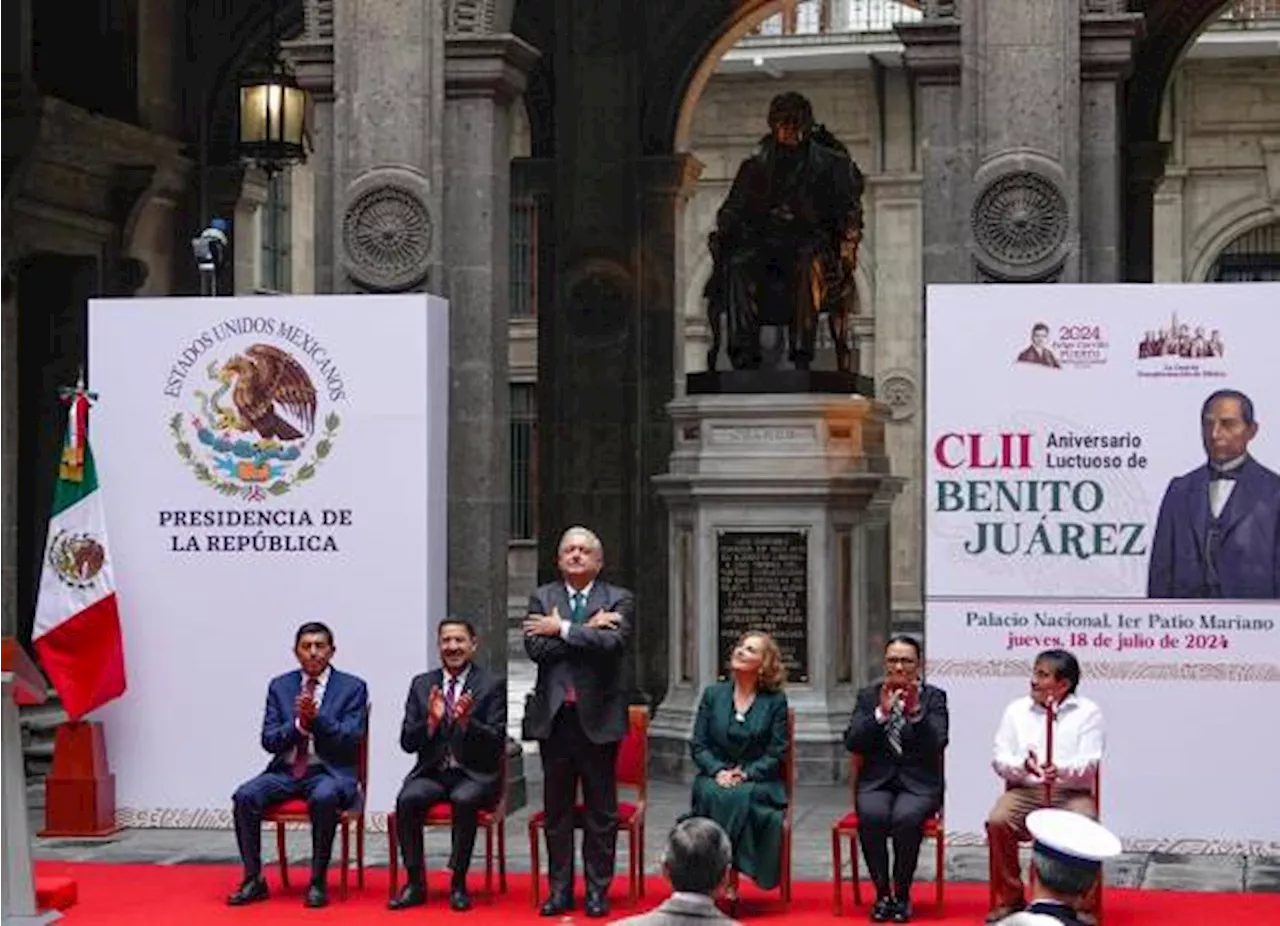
top-left (232, 768), bottom-right (356, 886)
top-left (539, 706), bottom-right (619, 900)
top-left (856, 783), bottom-right (940, 899)
top-left (394, 767), bottom-right (493, 887)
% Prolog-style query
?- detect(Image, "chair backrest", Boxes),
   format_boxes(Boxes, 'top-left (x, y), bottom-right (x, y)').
top-left (615, 705), bottom-right (649, 803)
top-left (356, 703), bottom-right (371, 791)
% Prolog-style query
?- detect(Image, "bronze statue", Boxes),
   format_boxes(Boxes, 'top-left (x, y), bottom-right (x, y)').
top-left (704, 92), bottom-right (865, 373)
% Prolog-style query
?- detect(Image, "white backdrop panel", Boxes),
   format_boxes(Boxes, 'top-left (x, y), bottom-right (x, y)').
top-left (925, 283), bottom-right (1280, 852)
top-left (89, 294), bottom-right (447, 822)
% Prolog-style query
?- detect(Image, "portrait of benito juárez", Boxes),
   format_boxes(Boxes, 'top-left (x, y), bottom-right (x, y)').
top-left (1147, 389), bottom-right (1280, 599)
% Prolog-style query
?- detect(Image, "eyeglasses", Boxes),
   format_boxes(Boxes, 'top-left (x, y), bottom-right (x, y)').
top-left (885, 657), bottom-right (918, 666)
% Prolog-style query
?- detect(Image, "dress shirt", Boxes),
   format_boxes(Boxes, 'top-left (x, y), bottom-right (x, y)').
top-left (558, 580), bottom-right (596, 639)
top-left (289, 666), bottom-right (330, 767)
top-left (992, 693), bottom-right (1104, 790)
top-left (668, 892), bottom-right (721, 914)
top-left (1209, 454), bottom-right (1246, 519)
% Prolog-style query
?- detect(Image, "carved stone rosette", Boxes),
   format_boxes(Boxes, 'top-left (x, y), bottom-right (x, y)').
top-left (339, 167), bottom-right (435, 292)
top-left (970, 163), bottom-right (1071, 281)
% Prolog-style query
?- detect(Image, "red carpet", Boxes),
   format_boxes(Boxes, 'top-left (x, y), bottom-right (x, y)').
top-left (34, 861), bottom-right (1280, 924)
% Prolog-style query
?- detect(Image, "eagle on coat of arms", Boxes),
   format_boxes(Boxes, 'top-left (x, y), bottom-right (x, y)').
top-left (215, 344), bottom-right (317, 442)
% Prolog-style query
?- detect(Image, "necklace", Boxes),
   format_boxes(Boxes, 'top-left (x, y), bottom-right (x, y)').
top-left (733, 691), bottom-right (756, 723)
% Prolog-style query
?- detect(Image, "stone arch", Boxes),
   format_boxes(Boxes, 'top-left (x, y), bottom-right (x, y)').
top-left (1127, 0), bottom-right (1240, 147)
top-left (1189, 205), bottom-right (1280, 283)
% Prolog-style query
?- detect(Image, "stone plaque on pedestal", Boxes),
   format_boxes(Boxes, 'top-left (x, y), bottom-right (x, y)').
top-left (651, 391), bottom-right (903, 783)
top-left (716, 530), bottom-right (809, 684)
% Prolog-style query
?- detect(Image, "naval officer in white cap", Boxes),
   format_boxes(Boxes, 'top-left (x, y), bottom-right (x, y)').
top-left (997, 808), bottom-right (1121, 925)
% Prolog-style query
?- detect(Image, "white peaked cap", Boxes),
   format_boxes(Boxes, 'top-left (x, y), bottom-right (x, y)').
top-left (1026, 809), bottom-right (1122, 870)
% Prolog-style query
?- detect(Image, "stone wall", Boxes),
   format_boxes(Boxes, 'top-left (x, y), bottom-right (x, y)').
top-left (1153, 57), bottom-right (1280, 282)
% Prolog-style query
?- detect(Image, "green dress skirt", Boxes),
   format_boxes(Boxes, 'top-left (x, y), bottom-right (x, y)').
top-left (686, 682), bottom-right (789, 890)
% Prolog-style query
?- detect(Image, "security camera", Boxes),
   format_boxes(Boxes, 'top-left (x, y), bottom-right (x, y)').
top-left (191, 218), bottom-right (229, 274)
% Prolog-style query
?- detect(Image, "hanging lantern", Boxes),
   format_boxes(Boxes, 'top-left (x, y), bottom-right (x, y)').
top-left (238, 60), bottom-right (308, 173)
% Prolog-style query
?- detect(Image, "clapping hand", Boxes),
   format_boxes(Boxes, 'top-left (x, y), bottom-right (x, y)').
top-left (902, 682), bottom-right (921, 717)
top-left (453, 691), bottom-right (475, 728)
top-left (428, 685), bottom-right (446, 729)
top-left (879, 683), bottom-right (902, 718)
top-left (295, 692), bottom-right (317, 731)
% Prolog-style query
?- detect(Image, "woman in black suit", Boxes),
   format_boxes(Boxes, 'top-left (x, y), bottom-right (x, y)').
top-left (844, 635), bottom-right (948, 923)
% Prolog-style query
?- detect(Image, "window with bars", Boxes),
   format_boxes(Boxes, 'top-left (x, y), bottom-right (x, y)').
top-left (1208, 221), bottom-right (1280, 283)
top-left (259, 172), bottom-right (292, 293)
top-left (509, 384), bottom-right (538, 540)
top-left (510, 197), bottom-right (538, 317)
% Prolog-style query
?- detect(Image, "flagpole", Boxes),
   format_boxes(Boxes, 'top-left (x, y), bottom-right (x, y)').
top-left (34, 374), bottom-right (123, 839)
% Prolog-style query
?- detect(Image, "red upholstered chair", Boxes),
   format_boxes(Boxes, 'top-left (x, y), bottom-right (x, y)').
top-left (726, 707), bottom-right (795, 905)
top-left (385, 748), bottom-right (510, 899)
top-left (529, 705), bottom-right (649, 908)
top-left (261, 704), bottom-right (369, 898)
top-left (831, 752), bottom-right (945, 915)
top-left (986, 767), bottom-right (1104, 924)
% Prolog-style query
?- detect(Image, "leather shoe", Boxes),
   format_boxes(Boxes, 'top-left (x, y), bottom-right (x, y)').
top-left (304, 884), bottom-right (328, 908)
top-left (585, 892), bottom-right (610, 919)
top-left (891, 898), bottom-right (912, 923)
top-left (388, 882), bottom-right (426, 910)
top-left (226, 877), bottom-right (268, 906)
top-left (450, 887), bottom-right (473, 912)
top-left (870, 896), bottom-right (895, 922)
top-left (540, 894), bottom-right (574, 917)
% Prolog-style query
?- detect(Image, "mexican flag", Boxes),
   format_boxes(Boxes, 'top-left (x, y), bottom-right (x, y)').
top-left (32, 381), bottom-right (127, 720)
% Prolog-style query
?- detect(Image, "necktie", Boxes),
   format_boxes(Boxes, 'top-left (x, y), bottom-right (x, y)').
top-left (292, 677), bottom-right (318, 779)
top-left (445, 675), bottom-right (458, 721)
top-left (886, 700), bottom-right (905, 757)
top-left (571, 591), bottom-right (587, 623)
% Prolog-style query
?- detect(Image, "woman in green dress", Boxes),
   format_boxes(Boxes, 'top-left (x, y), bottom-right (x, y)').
top-left (688, 630), bottom-right (789, 902)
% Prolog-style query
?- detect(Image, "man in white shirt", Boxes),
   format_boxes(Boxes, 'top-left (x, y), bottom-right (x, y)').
top-left (985, 650), bottom-right (1103, 925)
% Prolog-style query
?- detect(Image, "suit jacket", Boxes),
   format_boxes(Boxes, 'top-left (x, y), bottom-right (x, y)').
top-left (843, 682), bottom-right (948, 798)
top-left (691, 683), bottom-right (789, 807)
top-left (399, 664), bottom-right (506, 787)
top-left (522, 579), bottom-right (633, 744)
top-left (1016, 346), bottom-right (1061, 368)
top-left (610, 894), bottom-right (742, 926)
top-left (260, 667), bottom-right (368, 784)
top-left (1147, 456), bottom-right (1280, 599)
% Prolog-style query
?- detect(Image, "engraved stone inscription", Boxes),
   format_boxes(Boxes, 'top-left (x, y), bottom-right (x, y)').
top-left (717, 530), bottom-right (809, 684)
top-left (711, 426), bottom-right (812, 444)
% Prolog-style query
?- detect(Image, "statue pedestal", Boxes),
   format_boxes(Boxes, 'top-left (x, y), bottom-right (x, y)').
top-left (651, 391), bottom-right (903, 783)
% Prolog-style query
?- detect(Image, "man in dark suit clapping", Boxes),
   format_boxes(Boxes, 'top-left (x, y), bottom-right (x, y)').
top-left (844, 636), bottom-right (949, 923)
top-left (389, 619), bottom-right (506, 912)
top-left (523, 526), bottom-right (634, 918)
top-left (227, 622), bottom-right (368, 909)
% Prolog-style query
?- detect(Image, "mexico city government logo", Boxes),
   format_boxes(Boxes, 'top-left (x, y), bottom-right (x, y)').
top-left (164, 317), bottom-right (346, 502)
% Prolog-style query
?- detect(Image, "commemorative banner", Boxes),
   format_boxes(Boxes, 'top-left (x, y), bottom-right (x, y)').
top-left (926, 283), bottom-right (1280, 854)
top-left (89, 294), bottom-right (448, 827)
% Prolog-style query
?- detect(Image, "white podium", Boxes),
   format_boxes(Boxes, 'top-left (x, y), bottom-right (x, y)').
top-left (2, 639), bottom-right (61, 924)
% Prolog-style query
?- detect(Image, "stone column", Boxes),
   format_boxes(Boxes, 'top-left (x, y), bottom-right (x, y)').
top-left (206, 165), bottom-right (267, 294)
top-left (896, 12), bottom-right (965, 284)
top-left (443, 34), bottom-right (538, 663)
top-left (633, 153), bottom-right (702, 702)
top-left (0, 0), bottom-right (32, 100)
top-left (1079, 9), bottom-right (1142, 282)
top-left (865, 175), bottom-right (924, 628)
top-left (1125, 141), bottom-right (1171, 283)
top-left (1, 268), bottom-right (18, 638)
top-left (283, 4), bottom-right (336, 294)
